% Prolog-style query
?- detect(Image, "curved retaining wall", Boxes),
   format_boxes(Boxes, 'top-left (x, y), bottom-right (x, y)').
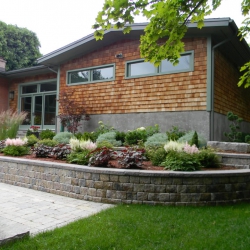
top-left (0, 157), bottom-right (250, 206)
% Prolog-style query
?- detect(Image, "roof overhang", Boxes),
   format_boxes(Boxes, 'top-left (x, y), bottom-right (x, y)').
top-left (37, 18), bottom-right (250, 68)
top-left (3, 65), bottom-right (57, 79)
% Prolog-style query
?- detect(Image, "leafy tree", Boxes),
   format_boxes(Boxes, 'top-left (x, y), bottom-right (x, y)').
top-left (0, 21), bottom-right (41, 71)
top-left (93, 0), bottom-right (250, 88)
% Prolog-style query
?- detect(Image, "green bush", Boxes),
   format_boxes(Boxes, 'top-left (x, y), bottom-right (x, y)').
top-left (53, 132), bottom-right (73, 144)
top-left (245, 135), bottom-right (250, 143)
top-left (96, 132), bottom-right (122, 147)
top-left (166, 126), bottom-right (186, 141)
top-left (178, 131), bottom-right (207, 148)
top-left (190, 131), bottom-right (199, 148)
top-left (67, 149), bottom-right (90, 165)
top-left (162, 150), bottom-right (201, 171)
top-left (3, 145), bottom-right (29, 156)
top-left (145, 124), bottom-right (160, 137)
top-left (96, 141), bottom-right (114, 149)
top-left (146, 146), bottom-right (167, 166)
top-left (145, 133), bottom-right (168, 148)
top-left (224, 111), bottom-right (243, 142)
top-left (40, 129), bottom-right (56, 140)
top-left (36, 139), bottom-right (58, 147)
top-left (198, 148), bottom-right (220, 168)
top-left (26, 134), bottom-right (39, 147)
top-left (125, 130), bottom-right (147, 146)
top-left (115, 131), bottom-right (126, 144)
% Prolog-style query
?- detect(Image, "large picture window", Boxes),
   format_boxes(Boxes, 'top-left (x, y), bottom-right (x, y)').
top-left (67, 64), bottom-right (115, 85)
top-left (126, 51), bottom-right (194, 78)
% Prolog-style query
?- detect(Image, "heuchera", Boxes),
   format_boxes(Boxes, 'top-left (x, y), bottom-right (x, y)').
top-left (5, 138), bottom-right (25, 146)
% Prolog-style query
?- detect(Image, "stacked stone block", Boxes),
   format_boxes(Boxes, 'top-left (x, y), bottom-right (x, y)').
top-left (0, 157), bottom-right (250, 206)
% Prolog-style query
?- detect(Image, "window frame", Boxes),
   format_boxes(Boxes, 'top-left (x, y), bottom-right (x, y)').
top-left (67, 63), bottom-right (115, 85)
top-left (125, 51), bottom-right (194, 79)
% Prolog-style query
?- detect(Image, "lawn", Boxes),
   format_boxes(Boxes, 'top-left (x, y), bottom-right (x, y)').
top-left (1, 204), bottom-right (250, 250)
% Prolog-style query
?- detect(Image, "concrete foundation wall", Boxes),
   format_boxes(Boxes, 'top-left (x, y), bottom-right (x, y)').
top-left (213, 112), bottom-right (250, 141)
top-left (77, 111), bottom-right (211, 141)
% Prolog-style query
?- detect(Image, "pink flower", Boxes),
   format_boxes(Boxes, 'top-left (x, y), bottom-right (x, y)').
top-left (5, 138), bottom-right (25, 146)
top-left (183, 142), bottom-right (199, 154)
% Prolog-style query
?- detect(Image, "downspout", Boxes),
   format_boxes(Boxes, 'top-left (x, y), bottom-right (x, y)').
top-left (210, 34), bottom-right (236, 140)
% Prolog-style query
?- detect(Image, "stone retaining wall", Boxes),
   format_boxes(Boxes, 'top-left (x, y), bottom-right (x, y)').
top-left (0, 157), bottom-right (250, 206)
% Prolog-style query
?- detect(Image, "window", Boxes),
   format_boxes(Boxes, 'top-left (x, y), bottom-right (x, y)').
top-left (126, 51), bottom-right (194, 78)
top-left (67, 64), bottom-right (115, 85)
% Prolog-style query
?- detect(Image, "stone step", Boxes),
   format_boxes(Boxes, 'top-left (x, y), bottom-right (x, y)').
top-left (217, 152), bottom-right (250, 168)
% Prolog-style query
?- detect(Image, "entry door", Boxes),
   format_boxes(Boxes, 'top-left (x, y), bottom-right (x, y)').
top-left (21, 94), bottom-right (56, 129)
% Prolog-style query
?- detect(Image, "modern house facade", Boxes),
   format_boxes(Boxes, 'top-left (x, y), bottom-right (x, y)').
top-left (0, 18), bottom-right (250, 141)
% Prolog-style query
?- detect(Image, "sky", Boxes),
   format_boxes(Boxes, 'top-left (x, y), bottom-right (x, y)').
top-left (0, 0), bottom-right (245, 55)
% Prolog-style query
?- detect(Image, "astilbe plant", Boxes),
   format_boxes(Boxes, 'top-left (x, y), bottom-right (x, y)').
top-left (183, 142), bottom-right (199, 154)
top-left (117, 147), bottom-right (146, 169)
top-left (58, 90), bottom-right (90, 134)
top-left (3, 138), bottom-right (29, 156)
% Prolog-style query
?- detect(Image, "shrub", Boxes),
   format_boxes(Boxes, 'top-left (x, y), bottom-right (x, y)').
top-left (178, 131), bottom-right (207, 148)
top-left (96, 141), bottom-right (114, 149)
top-left (118, 147), bottom-right (146, 169)
top-left (145, 133), bottom-right (168, 148)
top-left (162, 150), bottom-right (201, 171)
top-left (3, 145), bottom-right (29, 156)
top-left (96, 132), bottom-right (122, 147)
top-left (115, 131), bottom-right (126, 144)
top-left (224, 111), bottom-right (243, 142)
top-left (26, 135), bottom-right (39, 147)
top-left (146, 146), bottom-right (167, 166)
top-left (36, 139), bottom-right (58, 147)
top-left (50, 144), bottom-right (71, 160)
top-left (198, 148), bottom-right (220, 168)
top-left (145, 124), bottom-right (160, 137)
top-left (91, 121), bottom-right (116, 141)
top-left (57, 90), bottom-right (90, 134)
top-left (190, 131), bottom-right (199, 147)
top-left (245, 135), bottom-right (250, 143)
top-left (31, 144), bottom-right (53, 158)
top-left (40, 129), bottom-right (56, 140)
top-left (0, 109), bottom-right (27, 140)
top-left (53, 132), bottom-right (73, 144)
top-left (67, 149), bottom-right (90, 165)
top-left (164, 140), bottom-right (185, 153)
top-left (166, 126), bottom-right (186, 141)
top-left (89, 147), bottom-right (115, 167)
top-left (124, 129), bottom-right (147, 146)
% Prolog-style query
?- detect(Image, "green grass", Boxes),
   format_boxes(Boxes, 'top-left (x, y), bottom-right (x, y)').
top-left (2, 204), bottom-right (250, 250)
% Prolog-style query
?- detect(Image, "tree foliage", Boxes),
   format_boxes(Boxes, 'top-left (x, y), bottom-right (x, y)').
top-left (93, 0), bottom-right (250, 88)
top-left (0, 21), bottom-right (41, 71)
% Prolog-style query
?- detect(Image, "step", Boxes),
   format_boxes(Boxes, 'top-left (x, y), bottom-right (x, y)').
top-left (217, 152), bottom-right (250, 169)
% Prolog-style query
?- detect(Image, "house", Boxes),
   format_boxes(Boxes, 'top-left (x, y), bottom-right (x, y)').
top-left (0, 18), bottom-right (250, 141)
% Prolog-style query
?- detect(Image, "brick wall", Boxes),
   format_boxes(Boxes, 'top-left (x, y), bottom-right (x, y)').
top-left (1, 157), bottom-right (250, 206)
top-left (214, 50), bottom-right (250, 122)
top-left (8, 73), bottom-right (57, 111)
top-left (59, 38), bottom-right (207, 115)
top-left (0, 76), bottom-right (8, 111)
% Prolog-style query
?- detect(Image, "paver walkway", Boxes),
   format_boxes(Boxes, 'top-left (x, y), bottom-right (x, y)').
top-left (0, 182), bottom-right (114, 245)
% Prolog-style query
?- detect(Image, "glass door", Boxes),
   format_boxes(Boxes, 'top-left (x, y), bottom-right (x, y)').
top-left (20, 94), bottom-right (56, 130)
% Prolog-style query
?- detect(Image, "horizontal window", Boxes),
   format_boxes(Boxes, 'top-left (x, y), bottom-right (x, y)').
top-left (126, 51), bottom-right (194, 78)
top-left (67, 64), bottom-right (115, 85)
